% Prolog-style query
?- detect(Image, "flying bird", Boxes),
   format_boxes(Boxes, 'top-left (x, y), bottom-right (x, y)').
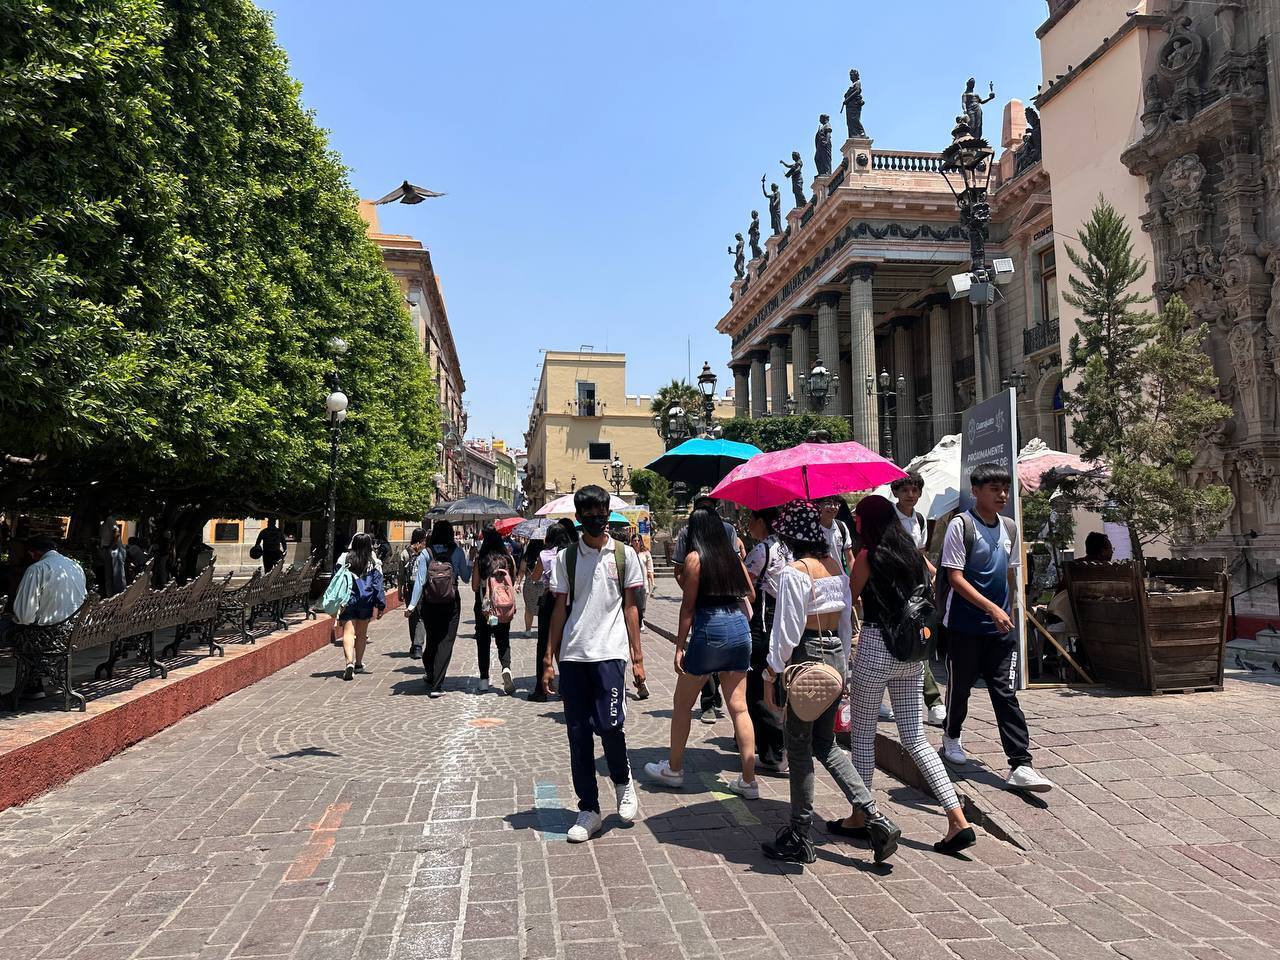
top-left (374, 180), bottom-right (447, 205)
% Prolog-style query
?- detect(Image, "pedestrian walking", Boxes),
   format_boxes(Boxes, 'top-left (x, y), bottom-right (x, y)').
top-left (761, 499), bottom-right (900, 866)
top-left (842, 495), bottom-right (976, 854)
top-left (743, 508), bottom-right (788, 774)
top-left (398, 528), bottom-right (426, 659)
top-left (528, 523), bottom-right (570, 702)
top-left (544, 485), bottom-right (646, 842)
top-left (410, 520), bottom-right (471, 697)
top-left (518, 537), bottom-right (545, 638)
top-left (472, 528), bottom-right (517, 694)
top-left (890, 473), bottom-right (946, 726)
top-left (632, 533), bottom-right (654, 630)
top-left (645, 506), bottom-right (758, 797)
top-left (252, 518), bottom-right (288, 573)
top-left (939, 463), bottom-right (1053, 793)
top-left (335, 533), bottom-right (385, 682)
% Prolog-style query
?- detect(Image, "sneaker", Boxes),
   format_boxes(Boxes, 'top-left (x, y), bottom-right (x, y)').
top-left (761, 826), bottom-right (816, 864)
top-left (867, 813), bottom-right (902, 864)
top-left (342, 664), bottom-right (354, 682)
top-left (940, 735), bottom-right (968, 767)
top-left (1006, 765), bottom-right (1054, 793)
top-left (714, 707), bottom-right (727, 720)
top-left (878, 702), bottom-right (895, 722)
top-left (410, 646), bottom-right (423, 659)
top-left (566, 810), bottom-right (602, 843)
top-left (501, 667), bottom-right (515, 695)
top-left (926, 704), bottom-right (947, 727)
top-left (427, 691), bottom-right (443, 699)
top-left (725, 777), bottom-right (759, 800)
top-left (699, 708), bottom-right (716, 724)
top-left (615, 781), bottom-right (639, 822)
top-left (478, 678), bottom-right (489, 692)
top-left (643, 759), bottom-right (685, 788)
top-left (354, 662), bottom-right (366, 674)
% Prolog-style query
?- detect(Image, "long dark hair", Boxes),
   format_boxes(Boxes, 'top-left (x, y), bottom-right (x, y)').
top-left (686, 507), bottom-right (747, 597)
top-left (429, 520), bottom-right (456, 552)
top-left (522, 538), bottom-right (544, 566)
top-left (854, 495), bottom-right (925, 596)
top-left (477, 527), bottom-right (511, 578)
top-left (556, 516), bottom-right (579, 544)
top-left (544, 523), bottom-right (570, 552)
top-left (345, 532), bottom-right (374, 576)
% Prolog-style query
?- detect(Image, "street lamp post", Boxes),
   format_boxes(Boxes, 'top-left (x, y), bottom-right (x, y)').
top-left (654, 404), bottom-right (693, 451)
top-left (940, 111), bottom-right (998, 401)
top-left (797, 358), bottom-right (838, 441)
top-left (603, 455), bottom-right (628, 496)
top-left (696, 361), bottom-right (719, 437)
top-left (865, 369), bottom-right (907, 462)
top-left (322, 337), bottom-right (350, 574)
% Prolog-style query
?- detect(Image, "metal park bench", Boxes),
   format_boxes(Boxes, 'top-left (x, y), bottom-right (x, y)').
top-left (161, 567), bottom-right (231, 659)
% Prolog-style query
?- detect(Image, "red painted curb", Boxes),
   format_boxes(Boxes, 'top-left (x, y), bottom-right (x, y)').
top-left (0, 589), bottom-right (401, 812)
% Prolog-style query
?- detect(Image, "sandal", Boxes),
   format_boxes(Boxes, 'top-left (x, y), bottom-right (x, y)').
top-left (933, 827), bottom-right (977, 855)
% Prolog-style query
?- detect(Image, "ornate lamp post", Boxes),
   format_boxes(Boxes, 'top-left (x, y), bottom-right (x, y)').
top-left (797, 358), bottom-right (838, 441)
top-left (866, 369), bottom-right (907, 462)
top-left (603, 455), bottom-right (628, 496)
top-left (696, 361), bottom-right (720, 437)
top-left (654, 403), bottom-right (693, 450)
top-left (570, 474), bottom-right (577, 493)
top-left (322, 337), bottom-right (350, 574)
top-left (1002, 370), bottom-right (1029, 394)
top-left (940, 114), bottom-right (998, 401)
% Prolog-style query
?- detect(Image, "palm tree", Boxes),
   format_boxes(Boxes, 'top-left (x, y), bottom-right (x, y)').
top-left (651, 379), bottom-right (701, 448)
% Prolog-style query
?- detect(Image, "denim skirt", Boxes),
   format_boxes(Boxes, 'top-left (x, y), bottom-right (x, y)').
top-left (683, 604), bottom-right (751, 674)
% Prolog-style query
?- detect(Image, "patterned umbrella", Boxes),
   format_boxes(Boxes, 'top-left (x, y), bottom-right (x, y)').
top-left (710, 441), bottom-right (906, 510)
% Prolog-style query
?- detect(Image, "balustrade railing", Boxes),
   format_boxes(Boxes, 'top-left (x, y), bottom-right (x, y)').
top-left (1023, 317), bottom-right (1061, 355)
top-left (871, 151), bottom-right (945, 174)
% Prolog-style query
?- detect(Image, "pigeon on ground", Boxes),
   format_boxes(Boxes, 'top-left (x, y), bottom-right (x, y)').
top-left (1235, 653), bottom-right (1264, 672)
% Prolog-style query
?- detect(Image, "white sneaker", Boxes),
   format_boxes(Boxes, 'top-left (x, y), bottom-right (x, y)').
top-left (501, 667), bottom-right (515, 695)
top-left (567, 810), bottom-right (602, 843)
top-left (725, 777), bottom-right (759, 800)
top-left (878, 702), bottom-right (895, 722)
top-left (615, 780), bottom-right (639, 822)
top-left (1006, 765), bottom-right (1054, 793)
top-left (926, 704), bottom-right (947, 727)
top-left (477, 678), bottom-right (489, 692)
top-left (940, 735), bottom-right (969, 767)
top-left (643, 759), bottom-right (685, 788)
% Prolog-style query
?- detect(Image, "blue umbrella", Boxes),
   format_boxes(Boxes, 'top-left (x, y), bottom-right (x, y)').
top-left (646, 437), bottom-right (763, 490)
top-left (574, 511), bottom-right (630, 528)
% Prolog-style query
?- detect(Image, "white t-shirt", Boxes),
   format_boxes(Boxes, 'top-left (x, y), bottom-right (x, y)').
top-left (551, 537), bottom-right (644, 663)
top-left (895, 506), bottom-right (927, 550)
top-left (822, 520), bottom-right (852, 564)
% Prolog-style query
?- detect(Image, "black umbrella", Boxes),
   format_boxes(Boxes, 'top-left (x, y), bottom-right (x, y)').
top-left (427, 496), bottom-right (518, 523)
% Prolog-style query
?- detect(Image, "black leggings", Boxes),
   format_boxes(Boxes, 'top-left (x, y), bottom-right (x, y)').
top-left (420, 597), bottom-right (460, 693)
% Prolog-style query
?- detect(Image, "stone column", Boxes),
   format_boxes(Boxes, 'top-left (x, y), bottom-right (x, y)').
top-left (749, 350), bottom-right (767, 418)
top-left (814, 292), bottom-right (843, 415)
top-left (892, 319), bottom-right (917, 462)
top-left (848, 264), bottom-right (877, 446)
top-left (789, 315), bottom-right (812, 406)
top-left (730, 363), bottom-right (750, 419)
top-left (768, 334), bottom-right (790, 415)
top-left (928, 296), bottom-right (954, 443)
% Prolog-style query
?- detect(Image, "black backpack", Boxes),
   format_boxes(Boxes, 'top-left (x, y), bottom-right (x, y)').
top-left (869, 563), bottom-right (938, 663)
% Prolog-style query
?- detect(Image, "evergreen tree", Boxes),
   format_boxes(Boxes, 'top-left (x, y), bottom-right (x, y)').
top-left (1060, 198), bottom-right (1232, 561)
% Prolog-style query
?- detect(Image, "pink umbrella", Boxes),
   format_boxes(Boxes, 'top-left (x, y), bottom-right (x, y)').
top-left (710, 441), bottom-right (907, 510)
top-left (1016, 442), bottom-right (1104, 493)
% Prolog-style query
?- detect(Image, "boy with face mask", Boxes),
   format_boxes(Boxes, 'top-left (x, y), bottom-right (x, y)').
top-left (545, 485), bottom-right (647, 842)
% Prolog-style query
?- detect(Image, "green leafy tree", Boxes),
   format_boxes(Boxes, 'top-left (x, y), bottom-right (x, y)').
top-left (1060, 198), bottom-right (1231, 561)
top-left (719, 415), bottom-right (850, 452)
top-left (629, 468), bottom-right (673, 529)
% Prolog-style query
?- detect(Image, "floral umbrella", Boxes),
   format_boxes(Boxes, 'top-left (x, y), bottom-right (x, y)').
top-left (710, 441), bottom-right (906, 510)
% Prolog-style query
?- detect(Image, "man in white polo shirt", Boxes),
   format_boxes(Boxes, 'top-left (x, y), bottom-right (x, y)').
top-left (544, 485), bottom-right (646, 842)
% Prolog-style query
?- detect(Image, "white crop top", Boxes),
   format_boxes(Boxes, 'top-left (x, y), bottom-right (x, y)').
top-left (767, 565), bottom-right (853, 674)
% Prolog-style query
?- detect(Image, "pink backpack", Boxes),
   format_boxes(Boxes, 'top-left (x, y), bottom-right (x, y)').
top-left (484, 563), bottom-right (517, 624)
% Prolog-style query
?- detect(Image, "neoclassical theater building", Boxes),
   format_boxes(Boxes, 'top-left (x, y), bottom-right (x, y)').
top-left (717, 0), bottom-right (1280, 579)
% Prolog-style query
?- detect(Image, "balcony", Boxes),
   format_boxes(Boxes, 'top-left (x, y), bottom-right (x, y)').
top-left (870, 151), bottom-right (945, 174)
top-left (1023, 317), bottom-right (1060, 356)
top-left (566, 399), bottom-right (606, 417)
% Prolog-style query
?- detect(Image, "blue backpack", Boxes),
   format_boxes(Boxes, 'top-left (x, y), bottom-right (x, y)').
top-left (320, 565), bottom-right (355, 616)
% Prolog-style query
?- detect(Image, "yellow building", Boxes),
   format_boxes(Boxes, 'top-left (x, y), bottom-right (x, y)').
top-left (524, 351), bottom-right (733, 511)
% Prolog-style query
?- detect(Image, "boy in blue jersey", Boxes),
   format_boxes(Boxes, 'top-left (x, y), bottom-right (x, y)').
top-left (938, 463), bottom-right (1053, 793)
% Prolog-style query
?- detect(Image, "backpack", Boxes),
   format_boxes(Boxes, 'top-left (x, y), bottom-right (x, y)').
top-left (320, 564), bottom-right (355, 616)
top-left (875, 576), bottom-right (939, 663)
top-left (350, 566), bottom-right (383, 607)
top-left (932, 511), bottom-right (1019, 631)
top-left (422, 547), bottom-right (458, 606)
top-left (483, 558), bottom-right (517, 623)
top-left (834, 520), bottom-right (853, 574)
top-left (564, 541), bottom-right (627, 615)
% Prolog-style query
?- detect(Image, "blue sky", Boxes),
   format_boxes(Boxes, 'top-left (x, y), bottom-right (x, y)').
top-left (259, 1), bottom-right (1046, 446)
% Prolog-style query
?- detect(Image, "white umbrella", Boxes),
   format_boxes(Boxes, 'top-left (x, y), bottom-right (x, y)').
top-left (871, 434), bottom-right (962, 519)
top-left (536, 492), bottom-right (629, 517)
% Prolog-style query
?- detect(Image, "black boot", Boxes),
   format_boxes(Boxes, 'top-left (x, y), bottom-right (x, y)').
top-left (761, 826), bottom-right (816, 865)
top-left (867, 813), bottom-right (901, 864)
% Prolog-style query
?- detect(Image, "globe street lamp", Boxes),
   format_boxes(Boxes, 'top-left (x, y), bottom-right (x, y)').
top-left (866, 369), bottom-right (907, 462)
top-left (321, 337), bottom-right (350, 574)
top-left (696, 361), bottom-right (719, 437)
top-left (603, 455), bottom-right (628, 496)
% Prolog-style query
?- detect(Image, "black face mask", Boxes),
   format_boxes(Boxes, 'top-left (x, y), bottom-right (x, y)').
top-left (579, 515), bottom-right (609, 537)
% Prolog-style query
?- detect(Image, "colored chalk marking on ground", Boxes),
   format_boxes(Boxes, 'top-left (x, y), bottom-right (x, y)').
top-left (698, 772), bottom-right (759, 826)
top-left (285, 801), bottom-right (351, 881)
top-left (534, 781), bottom-right (571, 841)
top-left (468, 717), bottom-right (506, 728)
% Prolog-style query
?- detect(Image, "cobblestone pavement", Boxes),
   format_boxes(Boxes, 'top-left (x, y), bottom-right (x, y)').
top-left (1, 587), bottom-right (1279, 960)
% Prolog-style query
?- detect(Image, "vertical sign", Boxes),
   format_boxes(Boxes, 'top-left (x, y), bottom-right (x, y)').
top-left (958, 388), bottom-right (1027, 687)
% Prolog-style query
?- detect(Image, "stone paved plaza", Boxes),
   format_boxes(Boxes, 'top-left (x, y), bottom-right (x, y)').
top-left (1, 589), bottom-right (1279, 960)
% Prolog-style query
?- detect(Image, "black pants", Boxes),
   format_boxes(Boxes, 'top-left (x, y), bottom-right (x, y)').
top-left (559, 659), bottom-right (630, 813)
top-left (700, 675), bottom-right (722, 711)
top-left (404, 582), bottom-right (421, 653)
top-left (475, 606), bottom-right (511, 680)
top-left (420, 597), bottom-right (460, 693)
top-left (747, 632), bottom-right (786, 768)
top-left (944, 629), bottom-right (1032, 769)
top-left (534, 590), bottom-right (556, 695)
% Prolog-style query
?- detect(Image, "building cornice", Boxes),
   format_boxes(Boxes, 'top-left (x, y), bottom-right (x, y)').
top-left (1035, 14), bottom-right (1164, 109)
